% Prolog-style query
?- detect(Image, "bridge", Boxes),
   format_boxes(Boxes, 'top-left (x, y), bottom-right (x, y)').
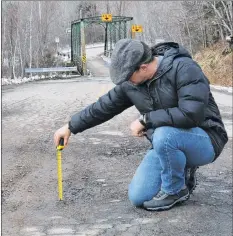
top-left (71, 15), bottom-right (133, 75)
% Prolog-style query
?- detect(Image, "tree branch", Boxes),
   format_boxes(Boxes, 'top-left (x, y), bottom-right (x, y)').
top-left (210, 1), bottom-right (231, 33)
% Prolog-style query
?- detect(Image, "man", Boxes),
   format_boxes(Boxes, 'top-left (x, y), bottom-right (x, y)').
top-left (54, 39), bottom-right (228, 211)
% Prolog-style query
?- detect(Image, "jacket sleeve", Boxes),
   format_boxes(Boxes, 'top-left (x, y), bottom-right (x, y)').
top-left (145, 62), bottom-right (210, 129)
top-left (69, 84), bottom-right (133, 134)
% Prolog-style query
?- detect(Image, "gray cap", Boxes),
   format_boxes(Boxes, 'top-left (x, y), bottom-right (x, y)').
top-left (110, 39), bottom-right (151, 85)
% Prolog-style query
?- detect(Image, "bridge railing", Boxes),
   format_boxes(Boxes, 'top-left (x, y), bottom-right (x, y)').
top-left (25, 67), bottom-right (77, 73)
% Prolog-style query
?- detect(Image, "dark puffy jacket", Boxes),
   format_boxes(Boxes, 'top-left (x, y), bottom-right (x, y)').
top-left (69, 43), bottom-right (228, 159)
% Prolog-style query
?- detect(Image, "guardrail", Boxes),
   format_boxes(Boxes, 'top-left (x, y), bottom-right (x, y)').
top-left (25, 67), bottom-right (77, 73)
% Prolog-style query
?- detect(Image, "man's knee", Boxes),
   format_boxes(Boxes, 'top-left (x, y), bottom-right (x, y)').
top-left (128, 185), bottom-right (144, 207)
top-left (152, 126), bottom-right (177, 153)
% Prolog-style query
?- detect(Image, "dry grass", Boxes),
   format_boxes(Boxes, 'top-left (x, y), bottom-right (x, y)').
top-left (194, 41), bottom-right (232, 87)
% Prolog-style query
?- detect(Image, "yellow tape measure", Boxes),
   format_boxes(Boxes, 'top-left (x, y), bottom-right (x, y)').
top-left (57, 138), bottom-right (64, 200)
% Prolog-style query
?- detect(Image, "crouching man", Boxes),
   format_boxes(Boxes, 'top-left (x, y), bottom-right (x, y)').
top-left (54, 39), bottom-right (228, 211)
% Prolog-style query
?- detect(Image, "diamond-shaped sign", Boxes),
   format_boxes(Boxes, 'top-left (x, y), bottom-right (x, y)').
top-left (132, 25), bottom-right (143, 33)
top-left (101, 14), bottom-right (112, 22)
top-left (82, 55), bottom-right (86, 63)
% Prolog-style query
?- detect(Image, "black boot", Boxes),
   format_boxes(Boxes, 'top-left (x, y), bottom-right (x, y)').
top-left (185, 166), bottom-right (199, 194)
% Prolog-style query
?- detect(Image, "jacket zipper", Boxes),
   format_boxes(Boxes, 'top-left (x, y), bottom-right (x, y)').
top-left (147, 65), bottom-right (172, 109)
top-left (147, 87), bottom-right (155, 108)
top-left (155, 87), bottom-right (164, 109)
top-left (148, 65), bottom-right (172, 87)
top-left (128, 81), bottom-right (152, 103)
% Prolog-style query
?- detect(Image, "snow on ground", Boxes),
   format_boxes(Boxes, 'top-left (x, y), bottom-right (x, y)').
top-left (210, 85), bottom-right (232, 94)
top-left (86, 44), bottom-right (105, 59)
top-left (101, 55), bottom-right (111, 66)
top-left (86, 43), bottom-right (104, 49)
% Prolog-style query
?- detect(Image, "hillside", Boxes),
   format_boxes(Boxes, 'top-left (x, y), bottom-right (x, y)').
top-left (194, 42), bottom-right (232, 87)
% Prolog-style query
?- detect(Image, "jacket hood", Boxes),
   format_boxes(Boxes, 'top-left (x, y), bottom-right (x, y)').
top-left (155, 43), bottom-right (192, 76)
top-left (176, 45), bottom-right (192, 58)
top-left (151, 41), bottom-right (192, 59)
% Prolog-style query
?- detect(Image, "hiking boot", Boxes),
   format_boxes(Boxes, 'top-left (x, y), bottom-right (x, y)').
top-left (143, 187), bottom-right (190, 211)
top-left (185, 166), bottom-right (199, 194)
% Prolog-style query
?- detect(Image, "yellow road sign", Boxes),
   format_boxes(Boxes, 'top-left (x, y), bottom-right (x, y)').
top-left (102, 14), bottom-right (112, 22)
top-left (82, 55), bottom-right (86, 63)
top-left (132, 25), bottom-right (143, 33)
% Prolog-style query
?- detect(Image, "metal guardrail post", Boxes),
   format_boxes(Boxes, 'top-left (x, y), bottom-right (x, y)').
top-left (80, 19), bottom-right (87, 76)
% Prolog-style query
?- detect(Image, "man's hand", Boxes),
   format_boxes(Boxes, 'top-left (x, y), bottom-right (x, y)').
top-left (54, 124), bottom-right (71, 147)
top-left (130, 119), bottom-right (146, 137)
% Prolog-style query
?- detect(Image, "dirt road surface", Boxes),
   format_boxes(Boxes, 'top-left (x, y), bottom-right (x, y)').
top-left (2, 53), bottom-right (232, 236)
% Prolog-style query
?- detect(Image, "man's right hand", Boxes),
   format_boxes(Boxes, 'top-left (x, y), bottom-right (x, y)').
top-left (54, 123), bottom-right (71, 148)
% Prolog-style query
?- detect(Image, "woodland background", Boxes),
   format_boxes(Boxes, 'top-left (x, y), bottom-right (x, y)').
top-left (1, 1), bottom-right (232, 85)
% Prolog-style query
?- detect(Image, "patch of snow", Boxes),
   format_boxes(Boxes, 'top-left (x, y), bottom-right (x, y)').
top-left (101, 55), bottom-right (111, 67)
top-left (210, 85), bottom-right (232, 94)
top-left (86, 43), bottom-right (105, 49)
top-left (86, 47), bottom-right (105, 58)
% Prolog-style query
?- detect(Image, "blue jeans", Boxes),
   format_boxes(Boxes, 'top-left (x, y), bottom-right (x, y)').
top-left (128, 126), bottom-right (215, 207)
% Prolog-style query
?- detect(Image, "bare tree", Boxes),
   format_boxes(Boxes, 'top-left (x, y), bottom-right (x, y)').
top-left (29, 1), bottom-right (33, 73)
top-left (210, 1), bottom-right (232, 36)
top-left (112, 1), bottom-right (126, 16)
top-left (2, 1), bottom-right (232, 80)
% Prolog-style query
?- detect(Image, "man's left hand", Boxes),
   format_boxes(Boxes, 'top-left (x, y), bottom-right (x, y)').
top-left (130, 119), bottom-right (146, 137)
